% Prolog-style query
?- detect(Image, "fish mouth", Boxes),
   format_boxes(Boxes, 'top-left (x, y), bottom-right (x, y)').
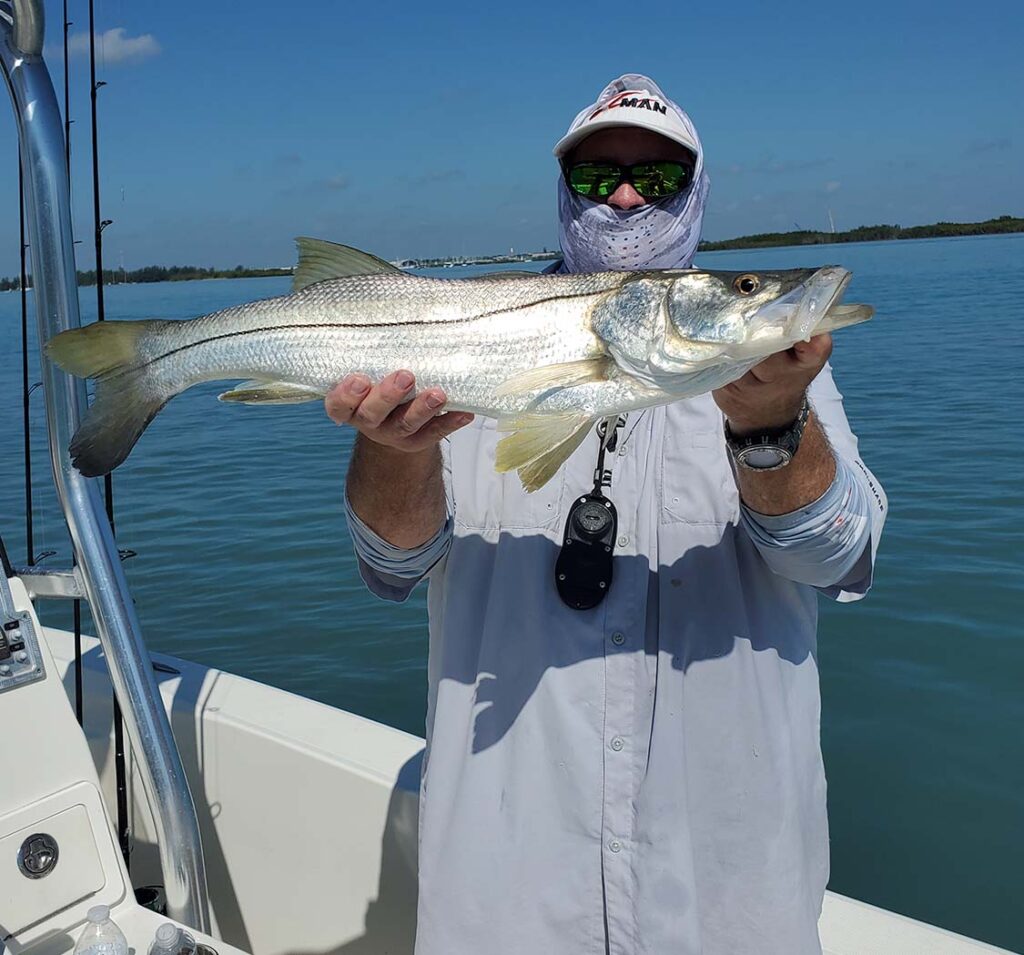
top-left (802, 266), bottom-right (852, 329)
top-left (754, 265), bottom-right (852, 341)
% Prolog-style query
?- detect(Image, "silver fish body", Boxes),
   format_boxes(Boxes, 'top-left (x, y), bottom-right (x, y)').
top-left (135, 271), bottom-right (625, 419)
top-left (47, 238), bottom-right (873, 489)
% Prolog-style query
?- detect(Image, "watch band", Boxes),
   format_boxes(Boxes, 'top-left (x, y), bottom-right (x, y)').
top-left (724, 397), bottom-right (810, 471)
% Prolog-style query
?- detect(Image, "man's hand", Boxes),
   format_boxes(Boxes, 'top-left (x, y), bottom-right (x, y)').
top-left (713, 334), bottom-right (836, 516)
top-left (325, 370), bottom-right (474, 450)
top-left (712, 334), bottom-right (832, 434)
top-left (327, 370), bottom-right (472, 549)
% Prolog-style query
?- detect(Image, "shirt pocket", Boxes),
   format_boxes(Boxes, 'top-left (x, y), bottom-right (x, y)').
top-left (446, 419), bottom-right (567, 532)
top-left (659, 399), bottom-right (740, 525)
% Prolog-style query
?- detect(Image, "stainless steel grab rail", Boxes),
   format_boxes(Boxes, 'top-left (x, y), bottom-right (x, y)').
top-left (0, 0), bottom-right (211, 931)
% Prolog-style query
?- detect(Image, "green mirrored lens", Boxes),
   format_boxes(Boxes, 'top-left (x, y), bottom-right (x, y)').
top-left (568, 163), bottom-right (620, 198)
top-left (631, 162), bottom-right (689, 198)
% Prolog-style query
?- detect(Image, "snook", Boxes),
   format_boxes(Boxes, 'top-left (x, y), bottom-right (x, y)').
top-left (47, 238), bottom-right (873, 491)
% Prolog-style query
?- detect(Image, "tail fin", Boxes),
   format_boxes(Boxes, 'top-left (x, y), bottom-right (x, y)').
top-left (46, 320), bottom-right (174, 476)
top-left (813, 303), bottom-right (874, 335)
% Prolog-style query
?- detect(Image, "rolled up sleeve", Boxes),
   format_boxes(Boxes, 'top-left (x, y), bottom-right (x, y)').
top-left (345, 495), bottom-right (453, 603)
top-left (741, 456), bottom-right (872, 593)
top-left (740, 364), bottom-right (887, 602)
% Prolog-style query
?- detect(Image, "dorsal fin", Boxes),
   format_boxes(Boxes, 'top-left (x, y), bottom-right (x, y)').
top-left (293, 237), bottom-right (403, 292)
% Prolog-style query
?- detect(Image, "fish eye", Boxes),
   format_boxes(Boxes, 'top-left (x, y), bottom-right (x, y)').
top-left (733, 274), bottom-right (760, 295)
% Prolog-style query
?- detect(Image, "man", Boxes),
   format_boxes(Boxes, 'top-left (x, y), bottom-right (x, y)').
top-left (327, 74), bottom-right (887, 955)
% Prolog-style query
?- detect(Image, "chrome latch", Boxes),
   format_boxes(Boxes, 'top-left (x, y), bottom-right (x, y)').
top-left (18, 833), bottom-right (59, 879)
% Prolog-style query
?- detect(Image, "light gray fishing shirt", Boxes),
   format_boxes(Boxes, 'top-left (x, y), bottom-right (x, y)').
top-left (347, 370), bottom-right (886, 955)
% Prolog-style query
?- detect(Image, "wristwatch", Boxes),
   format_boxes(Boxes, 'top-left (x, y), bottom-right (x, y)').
top-left (724, 397), bottom-right (810, 471)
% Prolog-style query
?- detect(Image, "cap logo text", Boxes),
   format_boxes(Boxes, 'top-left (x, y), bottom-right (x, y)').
top-left (592, 91), bottom-right (668, 118)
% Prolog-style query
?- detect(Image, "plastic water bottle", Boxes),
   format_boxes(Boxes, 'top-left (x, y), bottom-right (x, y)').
top-left (148, 923), bottom-right (197, 955)
top-left (73, 906), bottom-right (128, 955)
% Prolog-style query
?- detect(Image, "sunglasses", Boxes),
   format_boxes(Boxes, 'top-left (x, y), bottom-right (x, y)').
top-left (564, 160), bottom-right (693, 202)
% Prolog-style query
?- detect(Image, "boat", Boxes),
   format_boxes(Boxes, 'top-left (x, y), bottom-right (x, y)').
top-left (0, 3), bottom-right (1015, 951)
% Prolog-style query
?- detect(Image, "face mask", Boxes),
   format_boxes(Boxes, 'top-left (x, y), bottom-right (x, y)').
top-left (557, 170), bottom-right (710, 273)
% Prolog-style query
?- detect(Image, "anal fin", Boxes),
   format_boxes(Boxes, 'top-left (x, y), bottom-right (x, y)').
top-left (516, 425), bottom-right (593, 492)
top-left (495, 412), bottom-right (595, 492)
top-left (218, 380), bottom-right (325, 405)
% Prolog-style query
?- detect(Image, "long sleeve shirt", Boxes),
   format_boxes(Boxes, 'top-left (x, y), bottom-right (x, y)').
top-left (346, 367), bottom-right (887, 955)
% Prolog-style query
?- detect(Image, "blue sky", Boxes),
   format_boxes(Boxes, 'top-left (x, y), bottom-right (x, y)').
top-left (1, 0), bottom-right (1021, 273)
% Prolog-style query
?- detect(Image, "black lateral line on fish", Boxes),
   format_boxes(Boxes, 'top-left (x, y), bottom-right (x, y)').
top-left (117, 288), bottom-right (612, 376)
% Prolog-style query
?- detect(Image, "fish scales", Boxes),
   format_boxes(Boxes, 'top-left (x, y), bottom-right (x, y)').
top-left (141, 275), bottom-right (614, 415)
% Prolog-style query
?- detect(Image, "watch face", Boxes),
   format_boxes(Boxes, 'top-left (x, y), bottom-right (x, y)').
top-left (738, 445), bottom-right (790, 469)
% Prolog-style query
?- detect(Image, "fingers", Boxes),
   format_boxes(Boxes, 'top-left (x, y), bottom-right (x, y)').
top-left (325, 374), bottom-right (371, 424)
top-left (325, 370), bottom-right (417, 429)
top-left (389, 386), bottom-right (448, 438)
top-left (353, 370), bottom-right (416, 428)
top-left (792, 333), bottom-right (833, 369)
top-left (391, 409), bottom-right (475, 451)
top-left (748, 333), bottom-right (833, 384)
top-left (746, 351), bottom-right (789, 385)
top-left (713, 332), bottom-right (834, 432)
top-left (325, 370), bottom-right (473, 451)
top-left (420, 410), bottom-right (475, 443)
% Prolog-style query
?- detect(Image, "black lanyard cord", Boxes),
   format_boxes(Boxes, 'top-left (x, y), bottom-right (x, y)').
top-left (593, 415), bottom-right (627, 495)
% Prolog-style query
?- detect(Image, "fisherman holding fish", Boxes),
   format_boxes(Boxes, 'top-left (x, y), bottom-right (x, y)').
top-left (330, 75), bottom-right (887, 954)
top-left (48, 73), bottom-right (887, 955)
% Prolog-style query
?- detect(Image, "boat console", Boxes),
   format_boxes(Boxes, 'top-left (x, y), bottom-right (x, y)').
top-left (0, 537), bottom-right (243, 953)
top-left (0, 547), bottom-right (45, 695)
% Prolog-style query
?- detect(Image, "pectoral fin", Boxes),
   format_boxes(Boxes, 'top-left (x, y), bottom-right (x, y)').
top-left (494, 358), bottom-right (611, 398)
top-left (495, 413), bottom-right (595, 492)
top-left (218, 380), bottom-right (325, 405)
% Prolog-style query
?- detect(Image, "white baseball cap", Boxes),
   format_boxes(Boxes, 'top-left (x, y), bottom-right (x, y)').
top-left (553, 74), bottom-right (699, 160)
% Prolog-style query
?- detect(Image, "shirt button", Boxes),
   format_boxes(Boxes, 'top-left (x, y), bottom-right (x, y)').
top-left (608, 840), bottom-right (622, 853)
top-left (610, 737), bottom-right (624, 752)
top-left (617, 534), bottom-right (629, 547)
top-left (611, 631), bottom-right (625, 646)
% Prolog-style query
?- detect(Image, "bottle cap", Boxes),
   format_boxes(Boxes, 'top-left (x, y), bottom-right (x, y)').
top-left (87, 905), bottom-right (110, 923)
top-left (155, 924), bottom-right (181, 946)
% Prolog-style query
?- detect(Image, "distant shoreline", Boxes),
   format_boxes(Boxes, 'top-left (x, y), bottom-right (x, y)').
top-left (696, 214), bottom-right (1023, 252)
top-left (1, 215), bottom-right (1019, 290)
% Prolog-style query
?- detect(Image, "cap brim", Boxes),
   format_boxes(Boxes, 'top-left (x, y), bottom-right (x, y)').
top-left (553, 112), bottom-right (698, 159)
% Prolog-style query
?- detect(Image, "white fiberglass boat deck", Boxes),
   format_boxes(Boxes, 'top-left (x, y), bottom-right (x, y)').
top-left (2, 593), bottom-right (1007, 954)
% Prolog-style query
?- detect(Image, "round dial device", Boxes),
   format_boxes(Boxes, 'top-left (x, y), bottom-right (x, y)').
top-left (572, 501), bottom-right (614, 539)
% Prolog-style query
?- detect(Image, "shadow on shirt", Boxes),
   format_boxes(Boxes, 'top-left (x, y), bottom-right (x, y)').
top-left (429, 523), bottom-right (819, 755)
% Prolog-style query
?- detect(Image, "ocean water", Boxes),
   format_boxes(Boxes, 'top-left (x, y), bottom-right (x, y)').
top-left (0, 234), bottom-right (1021, 950)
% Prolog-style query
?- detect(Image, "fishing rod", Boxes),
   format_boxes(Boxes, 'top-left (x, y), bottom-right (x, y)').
top-left (63, 0), bottom-right (71, 183)
top-left (16, 10), bottom-right (84, 729)
top-left (63, 0), bottom-right (84, 728)
top-left (86, 0), bottom-right (130, 869)
top-left (19, 160), bottom-right (33, 570)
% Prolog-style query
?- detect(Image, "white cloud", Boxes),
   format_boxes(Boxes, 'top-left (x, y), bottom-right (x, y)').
top-left (824, 180), bottom-right (841, 194)
top-left (66, 28), bottom-right (161, 65)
